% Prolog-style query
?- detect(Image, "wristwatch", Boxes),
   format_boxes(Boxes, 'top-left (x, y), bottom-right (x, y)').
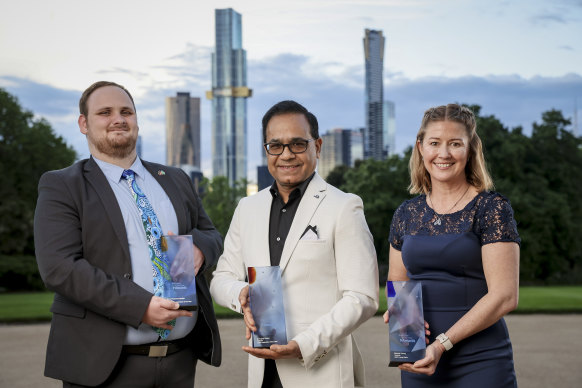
top-left (436, 333), bottom-right (453, 351)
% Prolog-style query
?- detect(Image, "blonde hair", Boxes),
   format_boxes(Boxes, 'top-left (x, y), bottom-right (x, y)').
top-left (408, 103), bottom-right (494, 195)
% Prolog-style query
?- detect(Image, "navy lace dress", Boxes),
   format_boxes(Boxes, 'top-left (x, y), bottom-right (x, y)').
top-left (389, 191), bottom-right (520, 388)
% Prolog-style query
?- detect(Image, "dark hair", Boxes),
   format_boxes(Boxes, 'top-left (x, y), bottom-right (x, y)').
top-left (262, 100), bottom-right (319, 142)
top-left (79, 81), bottom-right (135, 116)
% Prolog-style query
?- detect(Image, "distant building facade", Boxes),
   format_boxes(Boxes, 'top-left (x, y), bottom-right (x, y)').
top-left (207, 8), bottom-right (252, 187)
top-left (363, 28), bottom-right (385, 160)
top-left (350, 128), bottom-right (365, 166)
top-left (318, 128), bottom-right (359, 179)
top-left (257, 165), bottom-right (273, 191)
top-left (166, 92), bottom-right (201, 169)
top-left (383, 100), bottom-right (396, 156)
top-left (136, 135), bottom-right (143, 159)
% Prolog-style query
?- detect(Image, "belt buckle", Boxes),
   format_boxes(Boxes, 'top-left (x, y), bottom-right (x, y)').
top-left (148, 345), bottom-right (168, 357)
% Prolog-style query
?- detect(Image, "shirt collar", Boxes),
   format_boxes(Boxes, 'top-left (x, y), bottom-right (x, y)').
top-left (92, 156), bottom-right (146, 184)
top-left (269, 172), bottom-right (316, 200)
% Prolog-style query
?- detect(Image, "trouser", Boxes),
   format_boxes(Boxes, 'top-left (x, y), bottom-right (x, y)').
top-left (63, 347), bottom-right (197, 388)
top-left (262, 359), bottom-right (283, 388)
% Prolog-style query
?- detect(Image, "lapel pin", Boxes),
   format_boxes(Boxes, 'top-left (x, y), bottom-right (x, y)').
top-left (314, 194), bottom-right (319, 198)
top-left (158, 170), bottom-right (166, 176)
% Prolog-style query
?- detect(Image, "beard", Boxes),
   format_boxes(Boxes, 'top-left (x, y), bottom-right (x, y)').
top-left (87, 128), bottom-right (138, 159)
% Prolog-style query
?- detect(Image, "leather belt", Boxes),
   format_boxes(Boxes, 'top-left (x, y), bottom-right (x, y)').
top-left (122, 338), bottom-right (189, 357)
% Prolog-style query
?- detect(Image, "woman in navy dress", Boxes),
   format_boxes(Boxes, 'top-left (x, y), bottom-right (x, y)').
top-left (384, 104), bottom-right (520, 387)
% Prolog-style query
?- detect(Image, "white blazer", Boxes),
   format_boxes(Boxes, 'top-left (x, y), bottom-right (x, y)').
top-left (210, 173), bottom-right (379, 388)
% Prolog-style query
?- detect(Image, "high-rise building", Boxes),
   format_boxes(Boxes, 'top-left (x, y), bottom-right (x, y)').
top-left (136, 135), bottom-right (143, 159)
top-left (318, 128), bottom-right (354, 179)
top-left (206, 8), bottom-right (252, 187)
top-left (166, 92), bottom-right (201, 169)
top-left (383, 100), bottom-right (396, 157)
top-left (350, 128), bottom-right (365, 166)
top-left (363, 29), bottom-right (385, 160)
top-left (257, 165), bottom-right (273, 190)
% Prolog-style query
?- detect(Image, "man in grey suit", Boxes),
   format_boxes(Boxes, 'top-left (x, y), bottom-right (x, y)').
top-left (34, 81), bottom-right (222, 387)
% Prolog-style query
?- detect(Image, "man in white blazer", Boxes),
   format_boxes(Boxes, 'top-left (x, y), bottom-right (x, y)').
top-left (210, 100), bottom-right (379, 388)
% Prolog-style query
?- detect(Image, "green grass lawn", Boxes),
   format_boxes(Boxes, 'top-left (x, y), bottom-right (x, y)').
top-left (515, 286), bottom-right (582, 312)
top-left (0, 292), bottom-right (55, 322)
top-left (378, 286), bottom-right (582, 313)
top-left (0, 286), bottom-right (581, 323)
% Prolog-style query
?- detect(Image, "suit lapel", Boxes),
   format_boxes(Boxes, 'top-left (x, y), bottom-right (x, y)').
top-left (279, 173), bottom-right (327, 272)
top-left (84, 158), bottom-right (131, 261)
top-left (143, 162), bottom-right (187, 234)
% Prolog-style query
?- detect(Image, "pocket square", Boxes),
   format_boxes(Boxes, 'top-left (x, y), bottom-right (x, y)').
top-left (300, 225), bottom-right (319, 240)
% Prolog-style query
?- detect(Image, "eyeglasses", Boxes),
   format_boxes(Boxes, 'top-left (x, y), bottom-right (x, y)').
top-left (263, 139), bottom-right (315, 155)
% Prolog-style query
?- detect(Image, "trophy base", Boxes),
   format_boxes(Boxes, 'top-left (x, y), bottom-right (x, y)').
top-left (178, 304), bottom-right (198, 311)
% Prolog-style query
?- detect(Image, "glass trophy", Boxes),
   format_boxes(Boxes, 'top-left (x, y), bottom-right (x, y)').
top-left (160, 235), bottom-right (197, 311)
top-left (387, 280), bottom-right (426, 366)
top-left (248, 266), bottom-right (287, 348)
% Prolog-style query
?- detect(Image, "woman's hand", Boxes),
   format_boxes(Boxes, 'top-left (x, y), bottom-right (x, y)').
top-left (398, 341), bottom-right (444, 376)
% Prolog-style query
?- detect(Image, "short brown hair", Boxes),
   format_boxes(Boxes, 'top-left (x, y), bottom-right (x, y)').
top-left (409, 103), bottom-right (494, 194)
top-left (79, 81), bottom-right (135, 116)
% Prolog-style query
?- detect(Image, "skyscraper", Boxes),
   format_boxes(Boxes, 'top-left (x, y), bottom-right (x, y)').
top-left (136, 135), bottom-right (143, 159)
top-left (350, 128), bottom-right (364, 166)
top-left (383, 100), bottom-right (396, 156)
top-left (318, 128), bottom-right (356, 179)
top-left (206, 8), bottom-right (252, 187)
top-left (363, 28), bottom-right (385, 160)
top-left (166, 92), bottom-right (201, 169)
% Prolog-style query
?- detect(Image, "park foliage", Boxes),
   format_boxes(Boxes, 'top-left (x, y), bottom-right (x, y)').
top-left (0, 88), bottom-right (76, 290)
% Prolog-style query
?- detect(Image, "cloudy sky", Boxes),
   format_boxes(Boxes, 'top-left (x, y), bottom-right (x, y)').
top-left (1, 0), bottom-right (581, 181)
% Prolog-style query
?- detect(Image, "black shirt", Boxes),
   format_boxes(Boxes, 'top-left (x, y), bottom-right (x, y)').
top-left (268, 173), bottom-right (315, 266)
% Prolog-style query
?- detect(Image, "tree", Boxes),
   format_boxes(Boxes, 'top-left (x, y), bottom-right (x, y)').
top-left (199, 176), bottom-right (247, 238)
top-left (325, 164), bottom-right (350, 188)
top-left (474, 107), bottom-right (582, 283)
top-left (340, 152), bottom-right (412, 281)
top-left (0, 88), bottom-right (77, 256)
top-left (519, 110), bottom-right (582, 283)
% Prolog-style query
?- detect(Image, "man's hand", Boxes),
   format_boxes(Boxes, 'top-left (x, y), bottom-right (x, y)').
top-left (239, 286), bottom-right (256, 339)
top-left (142, 296), bottom-right (192, 330)
top-left (242, 340), bottom-right (302, 360)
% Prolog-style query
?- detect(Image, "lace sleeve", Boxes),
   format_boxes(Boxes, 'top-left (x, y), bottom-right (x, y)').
top-left (479, 193), bottom-right (521, 246)
top-left (389, 202), bottom-right (407, 251)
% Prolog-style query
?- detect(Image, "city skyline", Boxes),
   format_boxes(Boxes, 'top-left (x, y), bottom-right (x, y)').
top-left (1, 0), bottom-right (581, 182)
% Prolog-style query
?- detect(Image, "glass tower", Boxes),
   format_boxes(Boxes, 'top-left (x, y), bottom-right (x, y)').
top-left (383, 100), bottom-right (396, 157)
top-left (207, 8), bottom-right (252, 186)
top-left (166, 92), bottom-right (201, 169)
top-left (363, 29), bottom-right (385, 160)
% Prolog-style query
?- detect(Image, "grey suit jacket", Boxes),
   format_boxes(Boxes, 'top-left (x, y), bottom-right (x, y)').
top-left (34, 157), bottom-right (222, 386)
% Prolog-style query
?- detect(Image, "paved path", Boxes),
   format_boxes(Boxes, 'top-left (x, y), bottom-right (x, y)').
top-left (1, 315), bottom-right (580, 387)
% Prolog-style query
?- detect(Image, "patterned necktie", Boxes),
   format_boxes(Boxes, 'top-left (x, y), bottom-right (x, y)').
top-left (121, 169), bottom-right (174, 339)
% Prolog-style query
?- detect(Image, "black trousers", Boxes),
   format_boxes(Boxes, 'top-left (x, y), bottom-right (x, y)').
top-left (63, 347), bottom-right (197, 388)
top-left (262, 359), bottom-right (283, 388)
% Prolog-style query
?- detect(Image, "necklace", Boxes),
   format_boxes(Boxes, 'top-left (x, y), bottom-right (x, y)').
top-left (427, 185), bottom-right (470, 226)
